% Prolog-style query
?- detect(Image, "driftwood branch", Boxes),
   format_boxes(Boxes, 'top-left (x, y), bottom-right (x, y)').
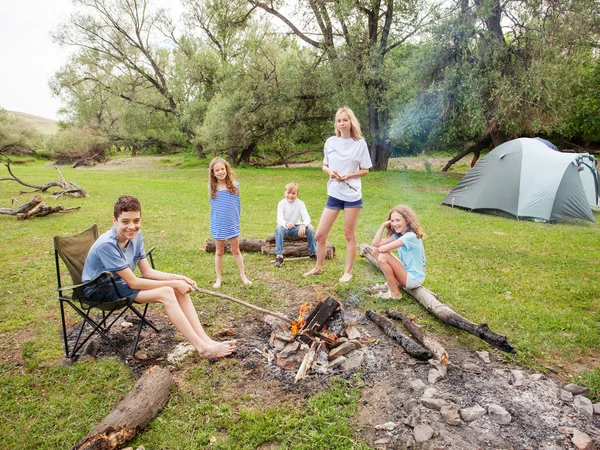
top-left (0, 195), bottom-right (81, 219)
top-left (193, 287), bottom-right (293, 325)
top-left (359, 244), bottom-right (516, 353)
top-left (366, 310), bottom-right (431, 360)
top-left (72, 366), bottom-right (173, 450)
top-left (2, 162), bottom-right (88, 197)
top-left (386, 308), bottom-right (448, 364)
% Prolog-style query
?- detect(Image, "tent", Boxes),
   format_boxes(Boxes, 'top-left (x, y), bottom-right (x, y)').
top-left (441, 138), bottom-right (598, 223)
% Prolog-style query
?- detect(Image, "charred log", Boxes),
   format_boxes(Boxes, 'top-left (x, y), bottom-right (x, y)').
top-left (359, 243), bottom-right (515, 353)
top-left (366, 310), bottom-right (431, 361)
top-left (386, 308), bottom-right (448, 364)
top-left (72, 366), bottom-right (173, 450)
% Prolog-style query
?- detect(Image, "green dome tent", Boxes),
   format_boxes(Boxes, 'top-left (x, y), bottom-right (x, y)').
top-left (441, 138), bottom-right (597, 223)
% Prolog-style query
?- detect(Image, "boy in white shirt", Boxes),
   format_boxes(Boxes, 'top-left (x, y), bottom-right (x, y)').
top-left (274, 182), bottom-right (316, 267)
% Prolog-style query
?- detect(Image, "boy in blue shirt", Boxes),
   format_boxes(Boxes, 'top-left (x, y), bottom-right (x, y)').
top-left (82, 195), bottom-right (236, 358)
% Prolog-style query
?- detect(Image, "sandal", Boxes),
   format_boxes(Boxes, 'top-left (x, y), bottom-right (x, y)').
top-left (364, 283), bottom-right (388, 293)
top-left (373, 290), bottom-right (402, 300)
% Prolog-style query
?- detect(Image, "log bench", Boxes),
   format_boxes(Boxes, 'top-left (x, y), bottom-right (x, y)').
top-left (205, 235), bottom-right (335, 259)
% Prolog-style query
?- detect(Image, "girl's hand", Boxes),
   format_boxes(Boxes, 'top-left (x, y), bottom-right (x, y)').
top-left (382, 220), bottom-right (391, 228)
top-left (330, 169), bottom-right (340, 180)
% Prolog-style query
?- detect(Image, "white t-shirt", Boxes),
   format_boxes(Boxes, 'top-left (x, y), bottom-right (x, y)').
top-left (323, 136), bottom-right (372, 202)
top-left (277, 198), bottom-right (311, 227)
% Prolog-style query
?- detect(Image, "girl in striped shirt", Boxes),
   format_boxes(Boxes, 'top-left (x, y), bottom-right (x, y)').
top-left (208, 157), bottom-right (252, 288)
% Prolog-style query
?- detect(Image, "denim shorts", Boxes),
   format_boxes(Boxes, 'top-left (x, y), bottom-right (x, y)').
top-left (84, 277), bottom-right (140, 303)
top-left (325, 196), bottom-right (363, 210)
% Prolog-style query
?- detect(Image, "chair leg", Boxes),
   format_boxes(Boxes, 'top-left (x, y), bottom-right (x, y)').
top-left (59, 299), bottom-right (71, 358)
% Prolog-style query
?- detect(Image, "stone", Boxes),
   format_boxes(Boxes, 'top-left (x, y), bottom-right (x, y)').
top-left (440, 404), bottom-right (462, 426)
top-left (564, 384), bottom-right (590, 396)
top-left (571, 429), bottom-right (593, 450)
top-left (264, 315), bottom-right (289, 333)
top-left (410, 379), bottom-right (426, 391)
top-left (330, 337), bottom-right (348, 348)
top-left (374, 438), bottom-right (390, 445)
top-left (404, 409), bottom-right (420, 428)
top-left (476, 350), bottom-right (491, 363)
top-left (422, 387), bottom-right (438, 398)
top-left (167, 342), bottom-right (195, 364)
top-left (340, 350), bottom-right (364, 371)
top-left (530, 373), bottom-right (544, 381)
top-left (593, 403), bottom-right (600, 415)
top-left (404, 398), bottom-right (419, 412)
top-left (487, 404), bottom-right (512, 425)
top-left (413, 424), bottom-right (434, 443)
top-left (559, 389), bottom-right (574, 402)
top-left (375, 421), bottom-right (397, 430)
top-left (462, 362), bottom-right (483, 374)
top-left (345, 325), bottom-right (361, 340)
top-left (420, 397), bottom-right (449, 411)
top-left (573, 395), bottom-right (593, 419)
top-left (460, 405), bottom-right (486, 422)
top-left (276, 342), bottom-right (307, 370)
top-left (328, 355), bottom-right (347, 370)
top-left (429, 359), bottom-right (448, 376)
top-left (511, 370), bottom-right (525, 387)
top-left (428, 368), bottom-right (444, 384)
top-left (328, 340), bottom-right (361, 360)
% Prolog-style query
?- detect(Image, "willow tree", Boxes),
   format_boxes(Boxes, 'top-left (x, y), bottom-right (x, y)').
top-left (247, 0), bottom-right (438, 170)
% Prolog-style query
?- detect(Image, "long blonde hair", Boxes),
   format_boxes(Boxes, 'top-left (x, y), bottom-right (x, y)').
top-left (208, 157), bottom-right (237, 199)
top-left (387, 204), bottom-right (424, 239)
top-left (334, 106), bottom-right (363, 140)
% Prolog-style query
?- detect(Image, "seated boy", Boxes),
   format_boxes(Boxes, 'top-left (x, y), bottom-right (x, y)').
top-left (82, 195), bottom-right (235, 358)
top-left (274, 182), bottom-right (316, 267)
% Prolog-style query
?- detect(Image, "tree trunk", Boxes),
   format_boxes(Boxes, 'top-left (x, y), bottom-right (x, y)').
top-left (194, 143), bottom-right (205, 159)
top-left (442, 135), bottom-right (493, 172)
top-left (366, 310), bottom-right (431, 360)
top-left (72, 366), bottom-right (173, 450)
top-left (359, 244), bottom-right (516, 353)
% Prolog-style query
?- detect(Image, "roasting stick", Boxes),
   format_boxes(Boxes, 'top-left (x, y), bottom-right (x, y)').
top-left (193, 286), bottom-right (293, 325)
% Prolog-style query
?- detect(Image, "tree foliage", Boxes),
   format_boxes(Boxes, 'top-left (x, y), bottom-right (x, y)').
top-left (0, 109), bottom-right (44, 156)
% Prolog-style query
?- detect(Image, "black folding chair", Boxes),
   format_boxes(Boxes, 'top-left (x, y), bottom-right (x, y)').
top-left (54, 224), bottom-right (159, 361)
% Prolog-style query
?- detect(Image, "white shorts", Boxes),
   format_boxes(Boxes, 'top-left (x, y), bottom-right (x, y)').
top-left (405, 274), bottom-right (423, 290)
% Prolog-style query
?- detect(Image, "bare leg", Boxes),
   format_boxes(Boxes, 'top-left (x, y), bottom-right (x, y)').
top-left (230, 237), bottom-right (252, 285)
top-left (304, 208), bottom-right (339, 277)
top-left (213, 240), bottom-right (224, 289)
top-left (135, 287), bottom-right (235, 358)
top-left (339, 207), bottom-right (360, 282)
top-left (376, 252), bottom-right (407, 298)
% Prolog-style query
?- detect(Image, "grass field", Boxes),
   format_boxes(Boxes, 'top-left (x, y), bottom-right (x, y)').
top-left (0, 155), bottom-right (598, 448)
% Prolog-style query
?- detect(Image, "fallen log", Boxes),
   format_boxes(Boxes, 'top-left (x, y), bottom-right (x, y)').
top-left (205, 236), bottom-right (335, 259)
top-left (72, 365), bottom-right (173, 450)
top-left (366, 310), bottom-right (431, 360)
top-left (359, 243), bottom-right (516, 353)
top-left (193, 286), bottom-right (294, 325)
top-left (0, 195), bottom-right (43, 215)
top-left (386, 308), bottom-right (448, 365)
top-left (204, 238), bottom-right (266, 253)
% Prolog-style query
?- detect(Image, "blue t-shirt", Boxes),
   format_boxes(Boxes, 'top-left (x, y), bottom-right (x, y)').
top-left (82, 226), bottom-right (146, 283)
top-left (394, 231), bottom-right (425, 283)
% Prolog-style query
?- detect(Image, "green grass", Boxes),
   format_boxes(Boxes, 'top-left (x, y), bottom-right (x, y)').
top-left (0, 157), bottom-right (599, 448)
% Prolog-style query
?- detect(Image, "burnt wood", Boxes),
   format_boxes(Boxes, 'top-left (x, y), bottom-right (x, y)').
top-left (366, 310), bottom-right (431, 361)
top-left (297, 297), bottom-right (340, 344)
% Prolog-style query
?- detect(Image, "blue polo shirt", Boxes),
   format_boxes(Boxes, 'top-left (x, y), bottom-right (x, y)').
top-left (82, 226), bottom-right (146, 283)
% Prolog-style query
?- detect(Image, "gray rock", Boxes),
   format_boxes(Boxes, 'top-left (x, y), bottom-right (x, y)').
top-left (328, 355), bottom-right (347, 369)
top-left (263, 315), bottom-right (289, 333)
top-left (344, 325), bottom-right (361, 340)
top-left (374, 421), bottom-right (398, 431)
top-left (573, 395), bottom-right (594, 419)
top-left (571, 429), bottom-right (593, 450)
top-left (404, 398), bottom-right (419, 412)
top-left (410, 379), bottom-right (426, 391)
top-left (167, 342), bottom-right (195, 364)
top-left (428, 368), bottom-right (444, 384)
top-left (593, 403), bottom-right (600, 415)
top-left (422, 387), bottom-right (438, 398)
top-left (487, 404), bottom-right (512, 425)
top-left (460, 405), bottom-right (486, 422)
top-left (413, 424), bottom-right (434, 443)
top-left (475, 350), bottom-right (491, 364)
top-left (462, 362), bottom-right (483, 374)
top-left (440, 404), bottom-right (462, 426)
top-left (559, 389), bottom-right (574, 402)
top-left (340, 349), bottom-right (364, 371)
top-left (330, 337), bottom-right (349, 348)
top-left (328, 340), bottom-right (361, 359)
top-left (564, 384), bottom-right (590, 396)
top-left (511, 369), bottom-right (525, 386)
top-left (374, 438), bottom-right (390, 445)
top-left (420, 397), bottom-right (449, 410)
top-left (429, 359), bottom-right (448, 376)
top-left (530, 373), bottom-right (544, 381)
top-left (404, 409), bottom-right (421, 428)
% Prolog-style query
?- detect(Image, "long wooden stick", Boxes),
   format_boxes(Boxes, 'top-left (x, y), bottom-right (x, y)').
top-left (193, 287), bottom-right (293, 325)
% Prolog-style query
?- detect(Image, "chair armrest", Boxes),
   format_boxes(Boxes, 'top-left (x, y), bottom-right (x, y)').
top-left (144, 246), bottom-right (157, 269)
top-left (56, 271), bottom-right (114, 293)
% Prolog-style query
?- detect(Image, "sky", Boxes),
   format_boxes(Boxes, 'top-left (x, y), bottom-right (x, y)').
top-left (0, 0), bottom-right (75, 120)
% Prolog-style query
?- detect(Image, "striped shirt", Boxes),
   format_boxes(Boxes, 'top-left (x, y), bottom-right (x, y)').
top-left (209, 182), bottom-right (241, 240)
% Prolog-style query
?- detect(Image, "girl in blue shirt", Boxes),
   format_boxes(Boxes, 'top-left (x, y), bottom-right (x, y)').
top-left (371, 204), bottom-right (426, 299)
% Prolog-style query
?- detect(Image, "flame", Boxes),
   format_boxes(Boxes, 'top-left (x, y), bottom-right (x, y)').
top-left (290, 303), bottom-right (311, 335)
top-left (319, 325), bottom-right (337, 341)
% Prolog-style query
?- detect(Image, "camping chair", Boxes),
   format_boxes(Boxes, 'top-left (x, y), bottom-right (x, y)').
top-left (54, 224), bottom-right (159, 361)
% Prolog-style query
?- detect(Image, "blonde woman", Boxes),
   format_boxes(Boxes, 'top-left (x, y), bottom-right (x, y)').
top-left (304, 107), bottom-right (372, 282)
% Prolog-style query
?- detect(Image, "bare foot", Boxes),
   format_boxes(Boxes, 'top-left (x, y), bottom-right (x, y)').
top-left (303, 267), bottom-right (323, 277)
top-left (241, 277), bottom-right (252, 286)
top-left (212, 280), bottom-right (222, 289)
top-left (338, 272), bottom-right (353, 283)
top-left (199, 341), bottom-right (236, 358)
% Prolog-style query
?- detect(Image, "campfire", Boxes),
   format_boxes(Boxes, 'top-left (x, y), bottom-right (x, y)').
top-left (265, 296), bottom-right (365, 382)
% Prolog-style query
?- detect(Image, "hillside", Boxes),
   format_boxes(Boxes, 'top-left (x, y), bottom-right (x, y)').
top-left (7, 110), bottom-right (59, 135)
